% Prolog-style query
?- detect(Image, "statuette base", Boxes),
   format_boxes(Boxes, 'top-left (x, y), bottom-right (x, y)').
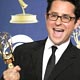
top-left (10, 14), bottom-right (38, 24)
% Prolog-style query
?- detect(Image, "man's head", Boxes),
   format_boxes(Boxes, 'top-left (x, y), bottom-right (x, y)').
top-left (47, 0), bottom-right (80, 20)
top-left (45, 0), bottom-right (80, 45)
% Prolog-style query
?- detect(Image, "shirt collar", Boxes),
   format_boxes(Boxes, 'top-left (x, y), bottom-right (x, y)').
top-left (45, 37), bottom-right (70, 49)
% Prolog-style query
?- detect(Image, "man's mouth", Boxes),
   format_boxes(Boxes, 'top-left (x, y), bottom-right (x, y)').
top-left (53, 28), bottom-right (64, 37)
top-left (53, 28), bottom-right (64, 32)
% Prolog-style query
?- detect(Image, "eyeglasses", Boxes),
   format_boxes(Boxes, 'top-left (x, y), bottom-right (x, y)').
top-left (47, 13), bottom-right (76, 23)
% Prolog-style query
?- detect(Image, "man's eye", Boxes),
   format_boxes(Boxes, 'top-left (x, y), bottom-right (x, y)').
top-left (63, 16), bottom-right (70, 19)
top-left (51, 15), bottom-right (57, 17)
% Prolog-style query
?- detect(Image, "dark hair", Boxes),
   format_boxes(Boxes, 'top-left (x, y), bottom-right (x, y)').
top-left (47, 0), bottom-right (80, 20)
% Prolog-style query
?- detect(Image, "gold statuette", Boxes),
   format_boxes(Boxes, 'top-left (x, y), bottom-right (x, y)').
top-left (10, 0), bottom-right (38, 24)
top-left (0, 32), bottom-right (14, 68)
top-left (71, 26), bottom-right (80, 49)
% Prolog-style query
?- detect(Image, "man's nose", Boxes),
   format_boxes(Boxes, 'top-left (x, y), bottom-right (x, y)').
top-left (55, 17), bottom-right (62, 25)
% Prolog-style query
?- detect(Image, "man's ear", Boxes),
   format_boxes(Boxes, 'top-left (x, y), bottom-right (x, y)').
top-left (45, 14), bottom-right (47, 19)
top-left (74, 18), bottom-right (80, 29)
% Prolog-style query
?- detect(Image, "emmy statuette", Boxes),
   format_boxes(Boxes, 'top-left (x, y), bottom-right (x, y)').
top-left (10, 0), bottom-right (38, 24)
top-left (0, 32), bottom-right (14, 69)
top-left (71, 26), bottom-right (80, 49)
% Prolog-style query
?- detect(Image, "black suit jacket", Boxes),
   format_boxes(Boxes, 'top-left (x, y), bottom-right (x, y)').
top-left (13, 39), bottom-right (80, 80)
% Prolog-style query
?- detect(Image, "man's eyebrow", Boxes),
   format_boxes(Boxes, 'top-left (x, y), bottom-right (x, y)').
top-left (48, 12), bottom-right (58, 14)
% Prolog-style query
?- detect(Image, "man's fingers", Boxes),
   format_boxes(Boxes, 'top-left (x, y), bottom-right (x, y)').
top-left (13, 65), bottom-right (21, 72)
top-left (3, 65), bottom-right (21, 80)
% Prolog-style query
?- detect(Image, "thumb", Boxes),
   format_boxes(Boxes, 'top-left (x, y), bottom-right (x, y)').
top-left (13, 65), bottom-right (21, 72)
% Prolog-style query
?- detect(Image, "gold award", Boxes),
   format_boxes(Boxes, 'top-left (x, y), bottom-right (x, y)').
top-left (72, 26), bottom-right (80, 49)
top-left (0, 32), bottom-right (14, 69)
top-left (10, 0), bottom-right (38, 24)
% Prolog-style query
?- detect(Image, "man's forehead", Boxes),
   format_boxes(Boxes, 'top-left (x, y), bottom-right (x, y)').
top-left (49, 1), bottom-right (75, 15)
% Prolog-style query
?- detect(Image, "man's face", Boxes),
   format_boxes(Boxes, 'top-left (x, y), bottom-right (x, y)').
top-left (46, 0), bottom-right (77, 45)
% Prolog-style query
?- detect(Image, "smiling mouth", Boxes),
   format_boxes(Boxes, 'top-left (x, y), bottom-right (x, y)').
top-left (53, 28), bottom-right (64, 37)
top-left (53, 28), bottom-right (64, 32)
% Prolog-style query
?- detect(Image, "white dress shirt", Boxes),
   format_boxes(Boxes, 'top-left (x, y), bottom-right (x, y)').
top-left (42, 37), bottom-right (70, 80)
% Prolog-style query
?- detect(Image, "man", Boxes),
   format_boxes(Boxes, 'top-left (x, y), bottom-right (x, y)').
top-left (2, 0), bottom-right (80, 80)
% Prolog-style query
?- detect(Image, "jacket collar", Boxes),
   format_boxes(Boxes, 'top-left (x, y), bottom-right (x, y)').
top-left (48, 41), bottom-right (77, 80)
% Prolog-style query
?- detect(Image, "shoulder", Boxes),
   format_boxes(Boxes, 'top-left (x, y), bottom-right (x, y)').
top-left (16, 39), bottom-right (46, 49)
top-left (13, 39), bottom-right (46, 65)
top-left (13, 39), bottom-right (46, 54)
top-left (66, 41), bottom-right (80, 58)
top-left (71, 44), bottom-right (80, 57)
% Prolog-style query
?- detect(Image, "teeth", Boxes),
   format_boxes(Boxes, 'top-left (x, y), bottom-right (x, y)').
top-left (53, 28), bottom-right (64, 32)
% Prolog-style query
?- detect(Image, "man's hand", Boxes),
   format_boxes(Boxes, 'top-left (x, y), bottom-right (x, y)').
top-left (3, 65), bottom-right (21, 80)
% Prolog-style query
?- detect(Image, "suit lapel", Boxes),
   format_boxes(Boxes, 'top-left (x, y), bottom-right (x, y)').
top-left (36, 46), bottom-right (44, 80)
top-left (31, 39), bottom-right (46, 80)
top-left (48, 42), bottom-right (77, 80)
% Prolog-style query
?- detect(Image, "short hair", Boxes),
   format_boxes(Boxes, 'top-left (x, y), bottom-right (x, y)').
top-left (46, 0), bottom-right (80, 20)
